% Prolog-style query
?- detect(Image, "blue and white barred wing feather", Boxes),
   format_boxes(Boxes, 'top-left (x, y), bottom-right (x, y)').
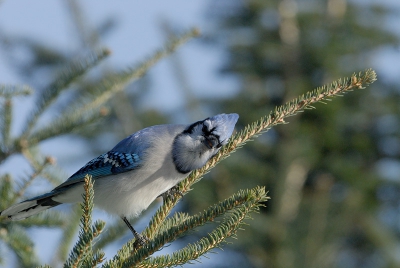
top-left (54, 151), bottom-right (142, 190)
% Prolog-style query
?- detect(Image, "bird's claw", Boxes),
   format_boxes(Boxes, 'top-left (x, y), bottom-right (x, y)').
top-left (159, 186), bottom-right (183, 201)
top-left (133, 233), bottom-right (150, 249)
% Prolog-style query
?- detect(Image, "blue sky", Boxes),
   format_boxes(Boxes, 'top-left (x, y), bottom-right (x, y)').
top-left (1, 0), bottom-right (400, 267)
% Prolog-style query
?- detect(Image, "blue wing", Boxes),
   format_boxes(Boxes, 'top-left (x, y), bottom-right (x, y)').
top-left (54, 151), bottom-right (142, 190)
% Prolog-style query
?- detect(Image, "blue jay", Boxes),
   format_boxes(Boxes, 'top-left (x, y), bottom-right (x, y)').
top-left (1, 113), bottom-right (239, 244)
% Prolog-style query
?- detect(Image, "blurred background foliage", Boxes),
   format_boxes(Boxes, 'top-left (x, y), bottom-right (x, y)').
top-left (0, 0), bottom-right (400, 267)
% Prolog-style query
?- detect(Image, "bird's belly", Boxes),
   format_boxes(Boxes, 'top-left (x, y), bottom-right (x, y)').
top-left (95, 171), bottom-right (186, 216)
top-left (54, 170), bottom-right (186, 217)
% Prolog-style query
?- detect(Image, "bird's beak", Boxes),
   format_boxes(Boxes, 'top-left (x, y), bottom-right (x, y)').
top-left (204, 138), bottom-right (214, 149)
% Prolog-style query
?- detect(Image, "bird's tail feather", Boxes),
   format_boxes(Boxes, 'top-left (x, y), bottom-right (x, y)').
top-left (0, 192), bottom-right (61, 221)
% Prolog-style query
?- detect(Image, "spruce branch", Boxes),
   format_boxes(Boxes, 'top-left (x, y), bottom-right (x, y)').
top-left (75, 28), bottom-right (200, 116)
top-left (0, 84), bottom-right (33, 97)
top-left (104, 187), bottom-right (268, 268)
top-left (141, 208), bottom-right (252, 268)
top-left (26, 106), bottom-right (110, 145)
top-left (18, 211), bottom-right (65, 228)
top-left (143, 69), bottom-right (377, 239)
top-left (93, 219), bottom-right (129, 252)
top-left (0, 148), bottom-right (63, 228)
top-left (10, 151), bottom-right (55, 204)
top-left (22, 48), bottom-right (110, 137)
top-left (0, 174), bottom-right (14, 211)
top-left (1, 96), bottom-right (12, 150)
top-left (55, 205), bottom-right (84, 263)
top-left (0, 174), bottom-right (62, 264)
top-left (0, 84), bottom-right (30, 158)
top-left (63, 175), bottom-right (105, 268)
top-left (0, 225), bottom-right (40, 267)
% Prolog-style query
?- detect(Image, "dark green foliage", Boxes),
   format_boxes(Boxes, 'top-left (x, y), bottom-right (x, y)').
top-left (0, 41), bottom-right (374, 268)
top-left (64, 175), bottom-right (105, 268)
top-left (105, 187), bottom-right (269, 267)
top-left (190, 1), bottom-right (400, 267)
top-left (0, 1), bottom-right (390, 267)
top-left (22, 48), bottom-right (111, 137)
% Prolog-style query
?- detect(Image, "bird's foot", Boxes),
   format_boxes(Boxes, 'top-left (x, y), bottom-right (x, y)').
top-left (159, 185), bottom-right (183, 202)
top-left (121, 216), bottom-right (150, 249)
top-left (133, 232), bottom-right (150, 249)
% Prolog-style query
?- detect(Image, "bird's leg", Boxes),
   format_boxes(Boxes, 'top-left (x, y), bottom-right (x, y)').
top-left (121, 216), bottom-right (149, 247)
top-left (159, 185), bottom-right (183, 202)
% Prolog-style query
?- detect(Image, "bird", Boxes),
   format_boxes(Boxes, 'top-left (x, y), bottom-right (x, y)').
top-left (1, 113), bottom-right (239, 245)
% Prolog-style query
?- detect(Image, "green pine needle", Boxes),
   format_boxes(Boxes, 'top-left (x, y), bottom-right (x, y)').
top-left (0, 96), bottom-right (12, 151)
top-left (0, 85), bottom-right (33, 97)
top-left (104, 187), bottom-right (268, 267)
top-left (22, 48), bottom-right (110, 137)
top-left (27, 106), bottom-right (109, 145)
top-left (0, 225), bottom-right (40, 267)
top-left (0, 174), bottom-right (14, 211)
top-left (63, 175), bottom-right (105, 268)
top-left (74, 28), bottom-right (200, 116)
top-left (123, 187), bottom-right (268, 268)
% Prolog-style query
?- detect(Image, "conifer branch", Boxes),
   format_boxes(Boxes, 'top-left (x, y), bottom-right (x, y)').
top-left (0, 85), bottom-right (32, 161)
top-left (104, 187), bottom-right (268, 267)
top-left (75, 28), bottom-right (200, 116)
top-left (10, 151), bottom-right (55, 204)
top-left (26, 106), bottom-right (109, 145)
top-left (19, 212), bottom-right (65, 228)
top-left (93, 219), bottom-right (129, 251)
top-left (39, 164), bottom-right (67, 187)
top-left (0, 174), bottom-right (13, 211)
top-left (63, 175), bottom-right (105, 268)
top-left (21, 146), bottom-right (63, 185)
top-left (0, 96), bottom-right (12, 152)
top-left (143, 69), bottom-right (377, 239)
top-left (22, 48), bottom-right (110, 137)
top-left (141, 208), bottom-right (251, 268)
top-left (55, 205), bottom-right (83, 262)
top-left (0, 85), bottom-right (33, 97)
top-left (0, 225), bottom-right (40, 267)
top-left (187, 69), bottom-right (377, 184)
top-left (0, 175), bottom-right (49, 266)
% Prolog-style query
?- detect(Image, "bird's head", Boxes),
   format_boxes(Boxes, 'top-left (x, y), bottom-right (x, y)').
top-left (172, 113), bottom-right (239, 173)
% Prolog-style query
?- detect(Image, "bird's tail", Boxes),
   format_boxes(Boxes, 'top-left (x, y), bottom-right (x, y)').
top-left (0, 192), bottom-right (61, 221)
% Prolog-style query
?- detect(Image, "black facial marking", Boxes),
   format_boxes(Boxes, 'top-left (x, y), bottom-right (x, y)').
top-left (216, 140), bottom-right (223, 148)
top-left (202, 124), bottom-right (208, 134)
top-left (183, 120), bottom-right (204, 134)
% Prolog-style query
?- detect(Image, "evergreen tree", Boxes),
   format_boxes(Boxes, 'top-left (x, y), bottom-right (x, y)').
top-left (183, 0), bottom-right (399, 267)
top-left (0, 1), bottom-right (385, 267)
